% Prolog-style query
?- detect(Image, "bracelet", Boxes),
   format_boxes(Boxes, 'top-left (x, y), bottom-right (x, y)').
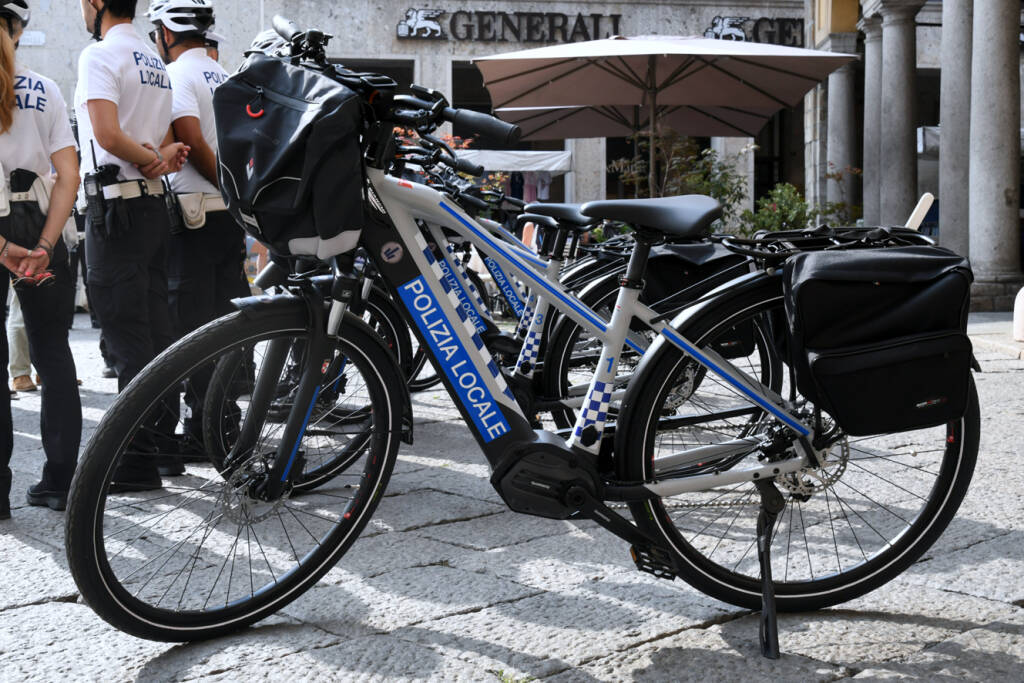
top-left (0, 237), bottom-right (9, 261)
top-left (38, 236), bottom-right (53, 250)
top-left (35, 242), bottom-right (53, 260)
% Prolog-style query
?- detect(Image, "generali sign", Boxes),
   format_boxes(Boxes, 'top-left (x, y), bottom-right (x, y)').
top-left (397, 7), bottom-right (623, 43)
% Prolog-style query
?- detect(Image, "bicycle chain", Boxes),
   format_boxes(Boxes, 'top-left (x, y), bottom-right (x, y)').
top-left (608, 498), bottom-right (759, 510)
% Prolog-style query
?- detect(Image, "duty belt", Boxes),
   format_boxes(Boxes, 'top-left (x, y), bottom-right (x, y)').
top-left (102, 179), bottom-right (165, 201)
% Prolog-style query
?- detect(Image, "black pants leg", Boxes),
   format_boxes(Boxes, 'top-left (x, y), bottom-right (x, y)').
top-left (86, 196), bottom-right (173, 392)
top-left (0, 275), bottom-right (11, 508)
top-left (168, 212), bottom-right (249, 435)
top-left (17, 258), bottom-right (82, 492)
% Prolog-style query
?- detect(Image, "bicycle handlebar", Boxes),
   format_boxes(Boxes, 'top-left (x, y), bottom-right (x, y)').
top-left (272, 15), bottom-right (302, 43)
top-left (442, 107), bottom-right (521, 145)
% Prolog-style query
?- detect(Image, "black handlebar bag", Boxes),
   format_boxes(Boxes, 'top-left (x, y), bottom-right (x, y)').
top-left (214, 54), bottom-right (365, 259)
top-left (784, 246), bottom-right (973, 436)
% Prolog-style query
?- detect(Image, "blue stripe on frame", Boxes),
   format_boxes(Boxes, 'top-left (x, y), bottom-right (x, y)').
top-left (440, 202), bottom-right (609, 336)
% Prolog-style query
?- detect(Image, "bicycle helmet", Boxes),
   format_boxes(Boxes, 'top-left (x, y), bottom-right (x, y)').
top-left (0, 0), bottom-right (29, 28)
top-left (146, 0), bottom-right (214, 35)
top-left (205, 27), bottom-right (225, 48)
top-left (247, 28), bottom-right (287, 56)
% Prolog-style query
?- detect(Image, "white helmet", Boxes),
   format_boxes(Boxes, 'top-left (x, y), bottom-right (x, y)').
top-left (247, 28), bottom-right (287, 56)
top-left (147, 0), bottom-right (215, 35)
top-left (0, 0), bottom-right (30, 27)
top-left (205, 28), bottom-right (226, 48)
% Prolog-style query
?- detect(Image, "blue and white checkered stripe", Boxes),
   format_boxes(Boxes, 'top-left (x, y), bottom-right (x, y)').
top-left (410, 230), bottom-right (516, 402)
top-left (515, 329), bottom-right (541, 375)
top-left (445, 243), bottom-right (492, 320)
top-left (516, 295), bottom-right (536, 338)
top-left (568, 379), bottom-right (614, 451)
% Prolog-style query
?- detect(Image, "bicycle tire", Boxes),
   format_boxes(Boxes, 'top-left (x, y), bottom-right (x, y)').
top-left (200, 287), bottom-right (408, 492)
top-left (65, 307), bottom-right (403, 641)
top-left (616, 280), bottom-right (980, 611)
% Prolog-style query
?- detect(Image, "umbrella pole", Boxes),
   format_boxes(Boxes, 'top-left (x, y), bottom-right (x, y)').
top-left (633, 105), bottom-right (640, 199)
top-left (647, 55), bottom-right (657, 199)
top-left (649, 90), bottom-right (657, 198)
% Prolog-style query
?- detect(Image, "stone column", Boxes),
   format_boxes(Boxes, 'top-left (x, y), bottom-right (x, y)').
top-left (859, 16), bottom-right (882, 224)
top-left (968, 0), bottom-right (1023, 306)
top-left (879, 3), bottom-right (921, 226)
top-left (711, 137), bottom-right (755, 226)
top-left (938, 0), bottom-right (972, 257)
top-left (824, 32), bottom-right (858, 206)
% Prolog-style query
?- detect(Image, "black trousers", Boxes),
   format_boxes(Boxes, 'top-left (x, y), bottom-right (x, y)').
top-left (167, 210), bottom-right (249, 336)
top-left (86, 195), bottom-right (175, 392)
top-left (0, 252), bottom-right (82, 502)
top-left (167, 210), bottom-right (250, 433)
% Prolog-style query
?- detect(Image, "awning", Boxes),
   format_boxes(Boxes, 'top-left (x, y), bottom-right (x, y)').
top-left (457, 150), bottom-right (572, 174)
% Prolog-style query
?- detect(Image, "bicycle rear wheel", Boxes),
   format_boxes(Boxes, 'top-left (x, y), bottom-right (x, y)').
top-left (65, 308), bottom-right (402, 641)
top-left (616, 282), bottom-right (980, 611)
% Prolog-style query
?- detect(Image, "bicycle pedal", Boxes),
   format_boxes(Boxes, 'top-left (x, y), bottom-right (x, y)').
top-left (630, 544), bottom-right (677, 581)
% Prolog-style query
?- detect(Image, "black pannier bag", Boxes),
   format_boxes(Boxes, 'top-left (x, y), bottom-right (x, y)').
top-left (646, 242), bottom-right (755, 359)
top-left (214, 54), bottom-right (365, 259)
top-left (784, 246), bottom-right (973, 436)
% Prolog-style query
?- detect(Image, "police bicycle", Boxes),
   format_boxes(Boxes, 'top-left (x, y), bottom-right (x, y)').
top-left (65, 19), bottom-right (980, 658)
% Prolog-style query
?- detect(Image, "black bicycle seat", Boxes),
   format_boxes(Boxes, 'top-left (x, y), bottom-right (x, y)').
top-left (524, 202), bottom-right (595, 229)
top-left (580, 195), bottom-right (722, 240)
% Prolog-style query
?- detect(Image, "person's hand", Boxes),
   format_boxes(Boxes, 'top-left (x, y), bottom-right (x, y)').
top-left (162, 142), bottom-right (190, 174)
top-left (17, 247), bottom-right (51, 278)
top-left (0, 241), bottom-right (32, 273)
top-left (137, 143), bottom-right (169, 179)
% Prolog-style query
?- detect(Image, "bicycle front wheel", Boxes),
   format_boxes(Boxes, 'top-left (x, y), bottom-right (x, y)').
top-left (65, 307), bottom-right (403, 641)
top-left (617, 281), bottom-right (980, 611)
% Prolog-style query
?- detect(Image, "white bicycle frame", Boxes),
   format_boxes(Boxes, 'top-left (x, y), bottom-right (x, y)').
top-left (369, 167), bottom-right (813, 496)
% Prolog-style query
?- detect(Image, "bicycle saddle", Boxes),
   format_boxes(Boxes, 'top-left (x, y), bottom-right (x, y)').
top-left (580, 195), bottom-right (722, 239)
top-left (524, 202), bottom-right (595, 229)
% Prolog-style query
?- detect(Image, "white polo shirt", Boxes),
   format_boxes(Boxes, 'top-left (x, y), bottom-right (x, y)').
top-left (74, 23), bottom-right (173, 182)
top-left (167, 47), bottom-right (228, 194)
top-left (0, 65), bottom-right (77, 178)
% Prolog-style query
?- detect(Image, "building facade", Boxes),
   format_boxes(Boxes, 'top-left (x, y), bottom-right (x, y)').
top-left (21, 0), bottom-right (806, 207)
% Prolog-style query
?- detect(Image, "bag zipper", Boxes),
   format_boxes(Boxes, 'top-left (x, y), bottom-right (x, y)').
top-left (239, 78), bottom-right (316, 110)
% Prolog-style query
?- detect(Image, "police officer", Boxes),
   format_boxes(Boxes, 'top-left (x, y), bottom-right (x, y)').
top-left (0, 0), bottom-right (82, 515)
top-left (148, 0), bottom-right (248, 445)
top-left (76, 0), bottom-right (188, 489)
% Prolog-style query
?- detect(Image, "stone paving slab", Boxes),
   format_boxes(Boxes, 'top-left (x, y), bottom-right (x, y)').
top-left (1, 314), bottom-right (1023, 681)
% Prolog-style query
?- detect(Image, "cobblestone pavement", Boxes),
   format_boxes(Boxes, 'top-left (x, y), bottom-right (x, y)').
top-left (1, 313), bottom-right (1022, 682)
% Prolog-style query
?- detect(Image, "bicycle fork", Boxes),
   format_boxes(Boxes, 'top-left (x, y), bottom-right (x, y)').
top-left (239, 275), bottom-right (356, 501)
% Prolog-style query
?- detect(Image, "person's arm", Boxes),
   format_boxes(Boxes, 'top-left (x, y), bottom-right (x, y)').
top-left (157, 125), bottom-right (190, 175)
top-left (171, 116), bottom-right (217, 187)
top-left (86, 99), bottom-right (168, 177)
top-left (18, 146), bottom-right (79, 277)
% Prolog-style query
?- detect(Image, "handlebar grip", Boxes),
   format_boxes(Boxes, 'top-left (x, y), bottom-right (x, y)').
top-left (459, 193), bottom-right (490, 211)
top-left (444, 107), bottom-right (522, 145)
top-left (273, 15), bottom-right (302, 42)
top-left (455, 157), bottom-right (485, 177)
top-left (503, 196), bottom-right (526, 210)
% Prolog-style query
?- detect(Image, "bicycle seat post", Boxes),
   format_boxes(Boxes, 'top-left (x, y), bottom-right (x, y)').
top-left (621, 230), bottom-right (658, 290)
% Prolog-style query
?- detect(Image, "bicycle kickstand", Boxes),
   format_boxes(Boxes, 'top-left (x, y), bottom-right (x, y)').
top-left (754, 479), bottom-right (786, 660)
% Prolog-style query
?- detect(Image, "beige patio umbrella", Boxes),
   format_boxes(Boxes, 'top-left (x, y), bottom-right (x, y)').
top-left (494, 104), bottom-right (777, 140)
top-left (474, 36), bottom-right (856, 197)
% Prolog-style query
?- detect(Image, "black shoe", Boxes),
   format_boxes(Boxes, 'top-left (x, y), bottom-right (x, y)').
top-left (155, 455), bottom-right (186, 477)
top-left (102, 365), bottom-right (117, 378)
top-left (109, 457), bottom-right (163, 493)
top-left (0, 501), bottom-right (10, 520)
top-left (26, 484), bottom-right (68, 511)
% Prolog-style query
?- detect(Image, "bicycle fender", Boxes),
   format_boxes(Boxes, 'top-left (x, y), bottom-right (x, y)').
top-left (229, 294), bottom-right (415, 444)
